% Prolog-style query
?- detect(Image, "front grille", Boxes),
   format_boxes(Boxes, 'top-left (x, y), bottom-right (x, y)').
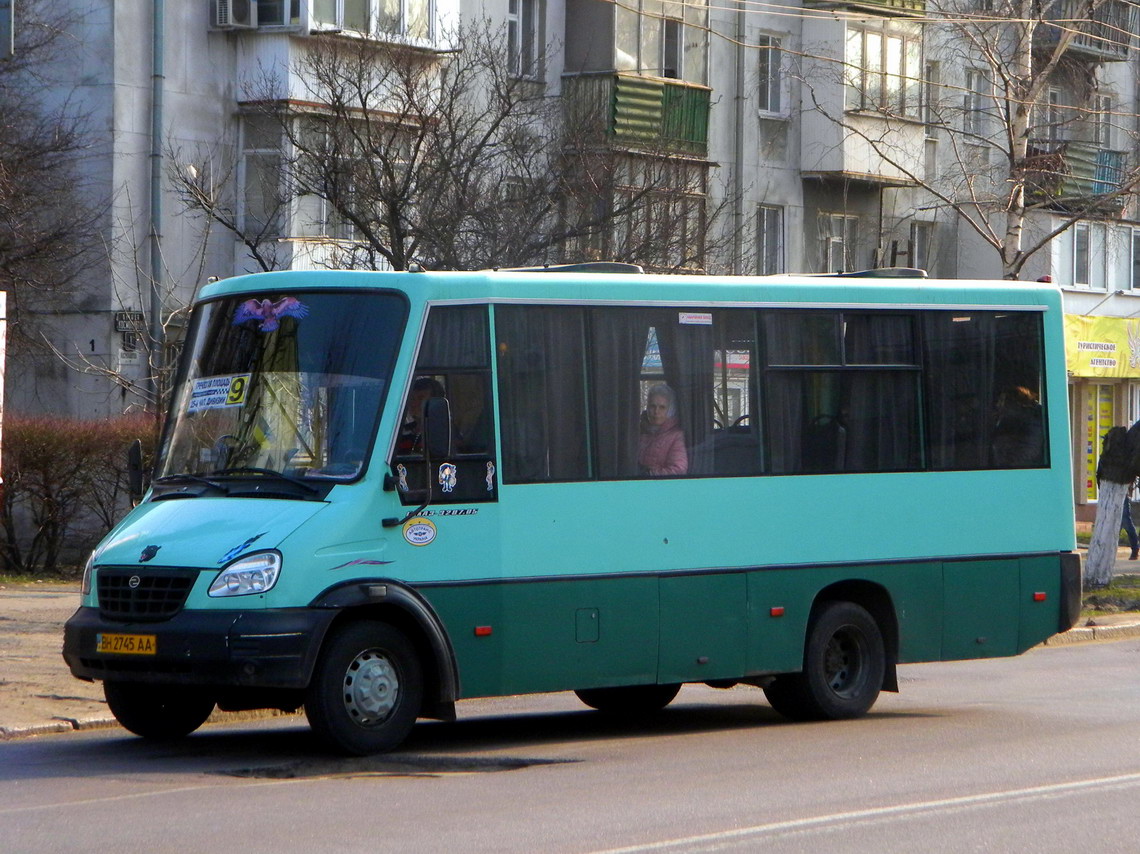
top-left (97, 567), bottom-right (199, 622)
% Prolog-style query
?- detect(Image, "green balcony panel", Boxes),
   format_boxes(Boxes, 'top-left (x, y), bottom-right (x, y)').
top-left (562, 72), bottom-right (709, 157)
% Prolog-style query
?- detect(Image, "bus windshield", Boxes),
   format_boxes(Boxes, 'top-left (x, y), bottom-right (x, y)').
top-left (157, 290), bottom-right (406, 484)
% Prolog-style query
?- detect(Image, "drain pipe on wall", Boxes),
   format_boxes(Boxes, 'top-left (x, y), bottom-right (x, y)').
top-left (731, 0), bottom-right (746, 274)
top-left (149, 0), bottom-right (166, 404)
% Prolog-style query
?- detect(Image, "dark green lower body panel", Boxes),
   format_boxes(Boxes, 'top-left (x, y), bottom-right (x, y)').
top-left (417, 553), bottom-right (1070, 700)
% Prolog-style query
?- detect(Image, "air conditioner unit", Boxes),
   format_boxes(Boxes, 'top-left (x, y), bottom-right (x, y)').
top-left (213, 0), bottom-right (257, 30)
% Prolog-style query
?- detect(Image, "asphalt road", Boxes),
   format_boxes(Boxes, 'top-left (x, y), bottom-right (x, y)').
top-left (1, 639), bottom-right (1138, 854)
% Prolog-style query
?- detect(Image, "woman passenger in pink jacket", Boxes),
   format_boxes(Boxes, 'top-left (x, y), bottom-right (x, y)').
top-left (638, 383), bottom-right (688, 476)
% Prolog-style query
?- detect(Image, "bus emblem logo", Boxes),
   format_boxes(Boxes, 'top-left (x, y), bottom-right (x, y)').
top-left (402, 517), bottom-right (437, 547)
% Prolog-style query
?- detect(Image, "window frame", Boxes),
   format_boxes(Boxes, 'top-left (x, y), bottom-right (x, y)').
top-left (240, 115), bottom-right (285, 237)
top-left (1073, 222), bottom-right (1091, 286)
top-left (963, 69), bottom-right (987, 138)
top-left (845, 24), bottom-right (922, 117)
top-left (310, 0), bottom-right (434, 42)
top-left (1131, 228), bottom-right (1140, 291)
top-left (910, 221), bottom-right (932, 275)
top-left (662, 16), bottom-right (683, 79)
top-left (757, 35), bottom-right (783, 115)
top-left (819, 213), bottom-right (859, 274)
top-left (757, 205), bottom-right (784, 275)
top-left (507, 0), bottom-right (540, 80)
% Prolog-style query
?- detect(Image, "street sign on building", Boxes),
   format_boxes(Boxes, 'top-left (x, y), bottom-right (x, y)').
top-left (114, 311), bottom-right (146, 333)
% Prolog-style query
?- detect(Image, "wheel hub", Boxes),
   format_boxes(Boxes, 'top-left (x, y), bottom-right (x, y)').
top-left (343, 649), bottom-right (400, 725)
top-left (823, 630), bottom-right (861, 695)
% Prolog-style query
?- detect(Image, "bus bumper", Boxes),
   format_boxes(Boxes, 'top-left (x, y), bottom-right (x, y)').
top-left (1059, 551), bottom-right (1082, 633)
top-left (62, 606), bottom-right (337, 690)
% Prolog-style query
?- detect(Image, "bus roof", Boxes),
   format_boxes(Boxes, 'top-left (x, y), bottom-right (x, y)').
top-left (198, 269), bottom-right (1061, 312)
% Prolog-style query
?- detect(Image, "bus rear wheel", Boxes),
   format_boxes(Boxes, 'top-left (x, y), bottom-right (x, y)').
top-left (305, 620), bottom-right (423, 755)
top-left (103, 681), bottom-right (215, 740)
top-left (574, 683), bottom-right (681, 715)
top-left (763, 601), bottom-right (885, 721)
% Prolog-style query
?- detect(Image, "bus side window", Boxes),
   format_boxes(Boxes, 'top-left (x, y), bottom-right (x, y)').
top-left (395, 306), bottom-right (497, 503)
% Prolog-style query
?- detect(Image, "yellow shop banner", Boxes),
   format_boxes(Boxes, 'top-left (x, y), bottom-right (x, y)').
top-left (1064, 315), bottom-right (1140, 378)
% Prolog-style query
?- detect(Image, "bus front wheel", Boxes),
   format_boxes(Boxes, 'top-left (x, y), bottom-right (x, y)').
top-left (763, 601), bottom-right (885, 721)
top-left (574, 683), bottom-right (681, 715)
top-left (305, 620), bottom-right (423, 755)
top-left (104, 681), bottom-right (215, 739)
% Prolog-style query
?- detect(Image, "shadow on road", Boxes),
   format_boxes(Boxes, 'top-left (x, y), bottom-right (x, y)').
top-left (2, 693), bottom-right (937, 783)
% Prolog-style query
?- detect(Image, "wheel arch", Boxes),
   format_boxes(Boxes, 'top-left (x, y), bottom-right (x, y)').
top-left (310, 579), bottom-right (460, 720)
top-left (811, 580), bottom-right (899, 693)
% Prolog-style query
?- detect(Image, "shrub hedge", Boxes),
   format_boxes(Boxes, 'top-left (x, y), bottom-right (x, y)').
top-left (0, 414), bottom-right (159, 576)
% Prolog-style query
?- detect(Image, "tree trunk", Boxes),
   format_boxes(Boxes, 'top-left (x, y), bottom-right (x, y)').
top-left (1087, 479), bottom-right (1129, 588)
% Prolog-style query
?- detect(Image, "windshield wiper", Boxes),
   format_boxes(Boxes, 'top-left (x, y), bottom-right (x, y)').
top-left (209, 467), bottom-right (322, 496)
top-left (152, 473), bottom-right (229, 497)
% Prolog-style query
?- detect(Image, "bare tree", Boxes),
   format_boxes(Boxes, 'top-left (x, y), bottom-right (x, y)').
top-left (798, 0), bottom-right (1139, 279)
top-left (0, 0), bottom-right (102, 360)
top-left (171, 21), bottom-right (741, 275)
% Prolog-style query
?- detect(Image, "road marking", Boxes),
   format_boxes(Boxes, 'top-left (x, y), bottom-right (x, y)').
top-left (590, 771), bottom-right (1140, 853)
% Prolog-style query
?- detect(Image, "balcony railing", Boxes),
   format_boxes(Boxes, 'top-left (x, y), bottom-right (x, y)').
top-left (562, 72), bottom-right (710, 158)
top-left (1036, 0), bottom-right (1133, 62)
top-left (1022, 140), bottom-right (1128, 212)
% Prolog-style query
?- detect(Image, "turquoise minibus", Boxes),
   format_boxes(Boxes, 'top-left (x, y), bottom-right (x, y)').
top-left (63, 266), bottom-right (1082, 754)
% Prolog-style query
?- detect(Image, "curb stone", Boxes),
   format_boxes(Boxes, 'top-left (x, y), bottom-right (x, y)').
top-left (0, 708), bottom-right (304, 742)
top-left (1042, 621), bottom-right (1140, 646)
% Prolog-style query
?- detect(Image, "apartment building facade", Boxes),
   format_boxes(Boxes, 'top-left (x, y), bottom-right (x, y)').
top-left (9, 0), bottom-right (1139, 513)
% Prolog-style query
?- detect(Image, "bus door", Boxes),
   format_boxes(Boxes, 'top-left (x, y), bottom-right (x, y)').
top-left (388, 305), bottom-right (505, 696)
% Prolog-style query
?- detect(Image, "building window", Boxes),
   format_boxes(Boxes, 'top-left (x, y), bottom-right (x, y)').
top-left (1045, 87), bottom-right (1066, 145)
top-left (1074, 222), bottom-right (1091, 286)
top-left (662, 17), bottom-right (682, 79)
top-left (614, 0), bottom-right (707, 85)
top-left (1131, 228), bottom-right (1140, 291)
top-left (312, 0), bottom-right (433, 40)
top-left (846, 26), bottom-right (921, 116)
top-left (757, 36), bottom-right (782, 114)
top-left (758, 205), bottom-right (784, 275)
top-left (819, 213), bottom-right (859, 273)
top-left (241, 116), bottom-right (284, 236)
top-left (256, 1), bottom-right (301, 25)
top-left (910, 221), bottom-right (932, 274)
top-left (508, 0), bottom-right (538, 79)
top-left (1092, 94), bottom-right (1112, 148)
top-left (922, 61), bottom-right (939, 127)
top-left (963, 69), bottom-right (986, 137)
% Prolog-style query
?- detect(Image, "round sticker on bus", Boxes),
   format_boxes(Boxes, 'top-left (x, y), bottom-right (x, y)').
top-left (402, 517), bottom-right (437, 547)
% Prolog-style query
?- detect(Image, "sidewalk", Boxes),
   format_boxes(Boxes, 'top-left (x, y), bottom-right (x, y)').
top-left (2, 560), bottom-right (1139, 742)
top-left (0, 581), bottom-right (300, 740)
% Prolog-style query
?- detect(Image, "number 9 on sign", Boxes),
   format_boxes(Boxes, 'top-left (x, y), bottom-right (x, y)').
top-left (227, 374), bottom-right (250, 406)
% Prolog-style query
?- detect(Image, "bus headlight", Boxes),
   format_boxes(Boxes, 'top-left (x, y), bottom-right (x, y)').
top-left (209, 552), bottom-right (281, 597)
top-left (80, 552), bottom-right (95, 596)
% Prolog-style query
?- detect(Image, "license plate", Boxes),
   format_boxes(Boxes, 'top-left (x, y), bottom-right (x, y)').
top-left (96, 633), bottom-right (157, 655)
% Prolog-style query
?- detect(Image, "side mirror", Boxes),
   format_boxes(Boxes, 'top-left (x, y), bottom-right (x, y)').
top-left (423, 397), bottom-right (453, 459)
top-left (127, 439), bottom-right (145, 505)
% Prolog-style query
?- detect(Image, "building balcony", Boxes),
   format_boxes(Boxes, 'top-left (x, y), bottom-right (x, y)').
top-left (1021, 140), bottom-right (1128, 213)
top-left (1036, 0), bottom-right (1133, 62)
top-left (802, 0), bottom-right (925, 18)
top-left (800, 110), bottom-right (925, 187)
top-left (562, 72), bottom-right (711, 158)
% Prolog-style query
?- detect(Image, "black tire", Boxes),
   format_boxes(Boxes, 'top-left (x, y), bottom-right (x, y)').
top-left (103, 682), bottom-right (215, 740)
top-left (305, 621), bottom-right (423, 755)
top-left (763, 601), bottom-right (885, 721)
top-left (574, 683), bottom-right (681, 715)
